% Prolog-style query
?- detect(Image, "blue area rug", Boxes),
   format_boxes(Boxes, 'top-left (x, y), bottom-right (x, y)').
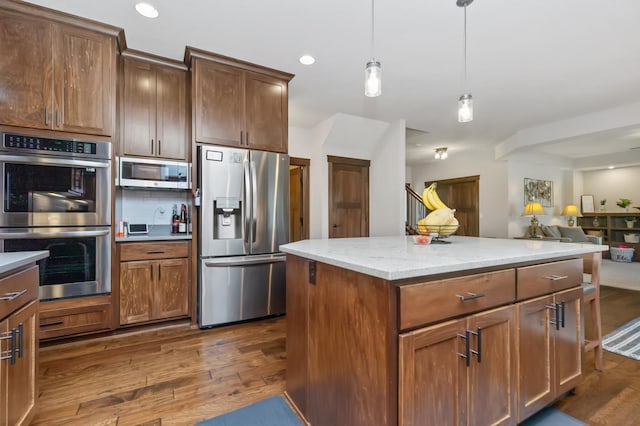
top-left (195, 395), bottom-right (302, 426)
top-left (522, 407), bottom-right (587, 425)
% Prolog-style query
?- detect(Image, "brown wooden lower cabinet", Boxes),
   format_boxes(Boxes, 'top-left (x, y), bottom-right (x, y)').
top-left (285, 254), bottom-right (585, 426)
top-left (400, 305), bottom-right (518, 426)
top-left (517, 287), bottom-right (582, 422)
top-left (118, 241), bottom-right (190, 326)
top-left (1, 265), bottom-right (39, 426)
top-left (38, 295), bottom-right (112, 340)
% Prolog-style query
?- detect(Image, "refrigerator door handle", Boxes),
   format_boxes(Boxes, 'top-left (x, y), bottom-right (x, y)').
top-left (203, 253), bottom-right (286, 267)
top-left (243, 160), bottom-right (252, 245)
top-left (250, 161), bottom-right (258, 243)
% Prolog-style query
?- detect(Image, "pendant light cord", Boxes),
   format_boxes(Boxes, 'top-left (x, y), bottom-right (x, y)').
top-left (463, 4), bottom-right (467, 89)
top-left (371, 0), bottom-right (375, 60)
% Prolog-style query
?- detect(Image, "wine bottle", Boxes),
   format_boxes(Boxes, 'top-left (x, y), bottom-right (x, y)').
top-left (171, 204), bottom-right (179, 234)
top-left (179, 204), bottom-right (187, 233)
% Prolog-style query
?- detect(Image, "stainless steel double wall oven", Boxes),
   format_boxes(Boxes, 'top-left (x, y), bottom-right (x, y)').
top-left (0, 130), bottom-right (112, 300)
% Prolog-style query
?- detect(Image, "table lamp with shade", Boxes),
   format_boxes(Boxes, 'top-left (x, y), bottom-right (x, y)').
top-left (522, 202), bottom-right (545, 237)
top-left (561, 204), bottom-right (580, 227)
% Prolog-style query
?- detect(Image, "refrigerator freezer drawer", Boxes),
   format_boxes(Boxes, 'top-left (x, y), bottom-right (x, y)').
top-left (199, 254), bottom-right (285, 328)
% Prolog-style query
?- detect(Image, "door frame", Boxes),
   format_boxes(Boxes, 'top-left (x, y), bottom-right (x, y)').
top-left (290, 157), bottom-right (310, 241)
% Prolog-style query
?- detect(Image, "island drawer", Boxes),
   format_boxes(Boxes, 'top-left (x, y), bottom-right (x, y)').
top-left (399, 269), bottom-right (516, 330)
top-left (516, 258), bottom-right (582, 300)
top-left (0, 265), bottom-right (38, 321)
top-left (120, 241), bottom-right (190, 261)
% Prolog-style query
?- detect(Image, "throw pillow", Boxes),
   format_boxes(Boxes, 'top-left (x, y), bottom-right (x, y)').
top-left (557, 226), bottom-right (589, 242)
top-left (542, 225), bottom-right (562, 238)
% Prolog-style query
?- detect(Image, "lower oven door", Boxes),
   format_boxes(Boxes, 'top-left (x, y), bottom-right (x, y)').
top-left (0, 227), bottom-right (111, 300)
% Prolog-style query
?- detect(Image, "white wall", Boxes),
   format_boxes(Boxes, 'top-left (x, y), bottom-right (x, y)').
top-left (581, 166), bottom-right (640, 212)
top-left (289, 114), bottom-right (406, 239)
top-left (410, 149), bottom-right (509, 238)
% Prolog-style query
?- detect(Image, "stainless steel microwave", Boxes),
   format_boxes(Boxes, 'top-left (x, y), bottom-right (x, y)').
top-left (117, 157), bottom-right (191, 190)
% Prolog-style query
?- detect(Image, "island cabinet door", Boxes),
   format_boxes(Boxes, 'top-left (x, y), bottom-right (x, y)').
top-left (517, 295), bottom-right (554, 421)
top-left (553, 287), bottom-right (582, 395)
top-left (398, 318), bottom-right (468, 426)
top-left (466, 305), bottom-right (517, 426)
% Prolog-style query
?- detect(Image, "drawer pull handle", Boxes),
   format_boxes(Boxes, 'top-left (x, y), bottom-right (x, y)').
top-left (0, 289), bottom-right (27, 301)
top-left (545, 275), bottom-right (568, 281)
top-left (40, 320), bottom-right (64, 327)
top-left (146, 251), bottom-right (165, 254)
top-left (457, 292), bottom-right (485, 301)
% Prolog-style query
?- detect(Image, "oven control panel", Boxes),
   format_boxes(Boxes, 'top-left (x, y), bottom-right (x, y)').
top-left (3, 133), bottom-right (97, 154)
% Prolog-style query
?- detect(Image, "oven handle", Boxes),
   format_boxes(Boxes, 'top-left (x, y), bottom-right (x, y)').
top-left (0, 229), bottom-right (110, 239)
top-left (0, 154), bottom-right (109, 169)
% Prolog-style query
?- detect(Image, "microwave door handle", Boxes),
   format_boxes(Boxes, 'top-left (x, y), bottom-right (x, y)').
top-left (243, 160), bottom-right (251, 246)
top-left (251, 161), bottom-right (257, 243)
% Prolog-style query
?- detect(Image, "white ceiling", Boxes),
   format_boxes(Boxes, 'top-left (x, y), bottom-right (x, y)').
top-left (25, 0), bottom-right (640, 167)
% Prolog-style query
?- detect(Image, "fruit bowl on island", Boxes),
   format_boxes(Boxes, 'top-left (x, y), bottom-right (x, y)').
top-left (416, 223), bottom-right (459, 240)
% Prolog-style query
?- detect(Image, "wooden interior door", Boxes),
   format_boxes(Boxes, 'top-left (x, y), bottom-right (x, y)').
top-left (289, 158), bottom-right (310, 242)
top-left (426, 175), bottom-right (479, 236)
top-left (328, 156), bottom-right (370, 238)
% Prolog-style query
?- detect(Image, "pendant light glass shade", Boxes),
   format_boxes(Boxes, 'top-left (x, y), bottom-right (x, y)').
top-left (458, 93), bottom-right (473, 123)
top-left (365, 60), bottom-right (382, 97)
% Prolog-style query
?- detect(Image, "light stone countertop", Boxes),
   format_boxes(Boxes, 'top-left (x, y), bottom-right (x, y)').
top-left (0, 251), bottom-right (49, 276)
top-left (279, 236), bottom-right (608, 281)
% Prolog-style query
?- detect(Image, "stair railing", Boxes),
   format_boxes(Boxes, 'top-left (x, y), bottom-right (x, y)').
top-left (406, 184), bottom-right (427, 235)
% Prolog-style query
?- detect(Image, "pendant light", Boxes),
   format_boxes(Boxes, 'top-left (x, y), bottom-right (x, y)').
top-left (457, 0), bottom-right (473, 122)
top-left (365, 0), bottom-right (381, 97)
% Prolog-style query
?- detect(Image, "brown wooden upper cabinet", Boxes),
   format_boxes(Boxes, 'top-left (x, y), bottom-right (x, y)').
top-left (121, 52), bottom-right (188, 160)
top-left (0, 7), bottom-right (118, 136)
top-left (185, 47), bottom-right (294, 153)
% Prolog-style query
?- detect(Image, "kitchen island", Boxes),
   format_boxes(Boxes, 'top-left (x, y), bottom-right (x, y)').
top-left (1, 250), bottom-right (48, 426)
top-left (280, 236), bottom-right (606, 426)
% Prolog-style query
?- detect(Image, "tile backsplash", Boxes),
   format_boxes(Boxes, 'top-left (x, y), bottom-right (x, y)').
top-left (116, 189), bottom-right (190, 226)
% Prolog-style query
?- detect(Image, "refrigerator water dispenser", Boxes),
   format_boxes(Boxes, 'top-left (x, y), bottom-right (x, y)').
top-left (214, 197), bottom-right (241, 239)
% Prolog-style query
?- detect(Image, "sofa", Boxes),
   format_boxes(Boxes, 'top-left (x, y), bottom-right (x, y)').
top-left (523, 225), bottom-right (603, 244)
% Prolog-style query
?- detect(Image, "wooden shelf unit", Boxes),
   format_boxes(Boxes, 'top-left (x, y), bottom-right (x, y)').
top-left (578, 212), bottom-right (640, 261)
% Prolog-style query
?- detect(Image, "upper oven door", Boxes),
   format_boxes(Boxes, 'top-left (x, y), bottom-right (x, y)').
top-left (0, 154), bottom-right (111, 227)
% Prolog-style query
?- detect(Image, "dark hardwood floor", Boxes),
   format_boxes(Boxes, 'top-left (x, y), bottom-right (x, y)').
top-left (34, 286), bottom-right (640, 425)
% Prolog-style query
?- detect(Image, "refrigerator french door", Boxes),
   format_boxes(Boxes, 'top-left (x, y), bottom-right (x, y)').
top-left (198, 145), bottom-right (289, 327)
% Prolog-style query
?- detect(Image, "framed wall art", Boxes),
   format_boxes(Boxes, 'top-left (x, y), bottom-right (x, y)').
top-left (581, 195), bottom-right (595, 213)
top-left (524, 178), bottom-right (553, 207)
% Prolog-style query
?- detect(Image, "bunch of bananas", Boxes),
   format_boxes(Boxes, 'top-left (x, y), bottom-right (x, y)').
top-left (421, 182), bottom-right (448, 210)
top-left (417, 183), bottom-right (459, 236)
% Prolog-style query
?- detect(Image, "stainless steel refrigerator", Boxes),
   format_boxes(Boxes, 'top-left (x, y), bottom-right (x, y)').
top-left (197, 145), bottom-right (289, 328)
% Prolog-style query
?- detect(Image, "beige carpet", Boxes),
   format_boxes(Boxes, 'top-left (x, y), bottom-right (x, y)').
top-left (598, 259), bottom-right (640, 291)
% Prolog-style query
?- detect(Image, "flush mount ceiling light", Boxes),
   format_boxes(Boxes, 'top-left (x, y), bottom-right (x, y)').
top-left (457, 0), bottom-right (474, 123)
top-left (434, 147), bottom-right (448, 160)
top-left (364, 0), bottom-right (381, 97)
top-left (135, 2), bottom-right (159, 18)
top-left (299, 55), bottom-right (316, 65)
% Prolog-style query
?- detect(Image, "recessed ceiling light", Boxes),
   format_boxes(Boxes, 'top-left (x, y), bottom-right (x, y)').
top-left (608, 166), bottom-right (615, 169)
top-left (135, 2), bottom-right (159, 18)
top-left (299, 55), bottom-right (315, 65)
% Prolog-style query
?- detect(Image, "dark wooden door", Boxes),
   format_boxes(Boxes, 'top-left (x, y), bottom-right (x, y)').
top-left (0, 12), bottom-right (53, 130)
top-left (289, 158), bottom-right (310, 242)
top-left (467, 305), bottom-right (517, 426)
top-left (427, 175), bottom-right (479, 237)
top-left (245, 71), bottom-right (288, 153)
top-left (193, 58), bottom-right (244, 147)
top-left (156, 65), bottom-right (187, 160)
top-left (122, 57), bottom-right (156, 157)
top-left (517, 295), bottom-right (554, 421)
top-left (54, 24), bottom-right (114, 136)
top-left (328, 156), bottom-right (370, 238)
top-left (398, 319), bottom-right (467, 426)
